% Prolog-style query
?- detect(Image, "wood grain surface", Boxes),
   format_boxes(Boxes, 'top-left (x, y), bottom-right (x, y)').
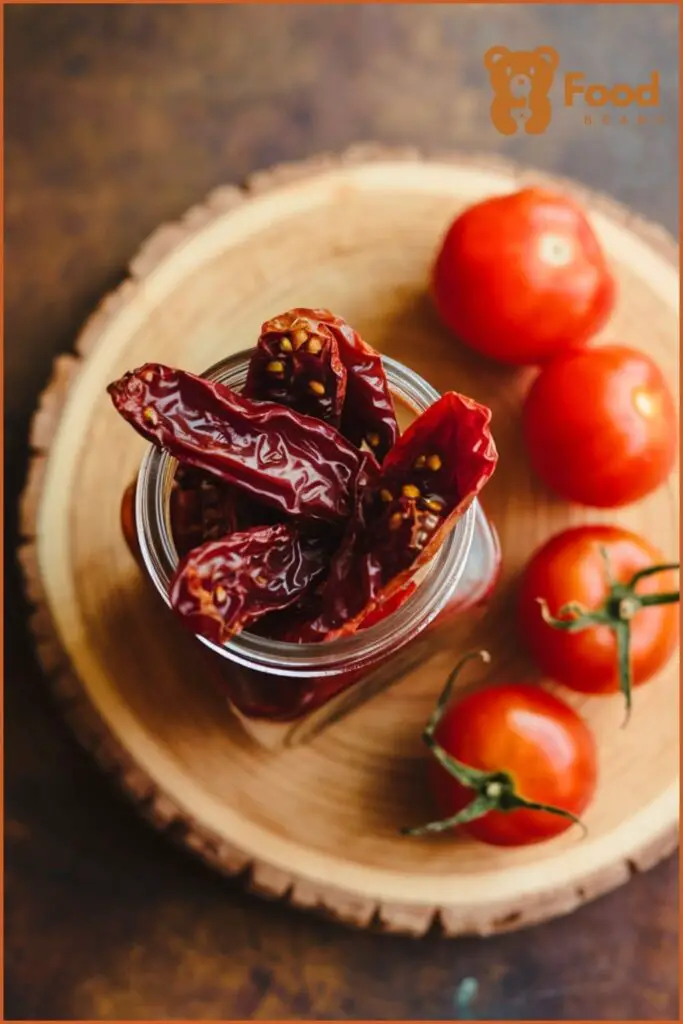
top-left (5, 5), bottom-right (680, 1020)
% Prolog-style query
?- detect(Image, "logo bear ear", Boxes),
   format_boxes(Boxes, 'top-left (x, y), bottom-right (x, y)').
top-left (484, 45), bottom-right (510, 70)
top-left (534, 46), bottom-right (559, 70)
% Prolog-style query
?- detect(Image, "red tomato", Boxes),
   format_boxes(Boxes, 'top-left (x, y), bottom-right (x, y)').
top-left (518, 525), bottom-right (679, 696)
top-left (429, 684), bottom-right (597, 846)
top-left (522, 345), bottom-right (677, 507)
top-left (432, 188), bottom-right (615, 365)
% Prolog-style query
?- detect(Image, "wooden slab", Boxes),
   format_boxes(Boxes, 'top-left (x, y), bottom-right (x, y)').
top-left (19, 148), bottom-right (679, 937)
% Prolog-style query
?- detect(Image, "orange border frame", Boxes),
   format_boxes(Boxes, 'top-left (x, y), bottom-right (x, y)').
top-left (1, 1), bottom-right (681, 1022)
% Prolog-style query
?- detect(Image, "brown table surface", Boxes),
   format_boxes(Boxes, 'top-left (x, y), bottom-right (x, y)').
top-left (5, 5), bottom-right (679, 1021)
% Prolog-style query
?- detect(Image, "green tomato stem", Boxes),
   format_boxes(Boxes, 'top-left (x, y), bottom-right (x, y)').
top-left (402, 652), bottom-right (586, 839)
top-left (616, 620), bottom-right (632, 727)
top-left (637, 591), bottom-right (680, 607)
top-left (628, 562), bottom-right (680, 587)
top-left (536, 553), bottom-right (680, 718)
top-left (423, 649), bottom-right (491, 742)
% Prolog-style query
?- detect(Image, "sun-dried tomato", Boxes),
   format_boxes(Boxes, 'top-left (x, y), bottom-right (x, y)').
top-left (169, 523), bottom-right (328, 644)
top-left (169, 465), bottom-right (288, 558)
top-left (244, 309), bottom-right (347, 426)
top-left (371, 390), bottom-right (497, 566)
top-left (356, 581), bottom-right (419, 631)
top-left (289, 392), bottom-right (497, 640)
top-left (250, 452), bottom-right (381, 644)
top-left (169, 466), bottom-right (241, 557)
top-left (111, 311), bottom-right (498, 664)
top-left (108, 364), bottom-right (368, 524)
top-left (310, 309), bottom-right (399, 462)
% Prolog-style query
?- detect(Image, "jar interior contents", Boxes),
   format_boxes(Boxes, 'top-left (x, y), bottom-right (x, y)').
top-left (108, 308), bottom-right (498, 714)
top-left (168, 398), bottom-right (422, 638)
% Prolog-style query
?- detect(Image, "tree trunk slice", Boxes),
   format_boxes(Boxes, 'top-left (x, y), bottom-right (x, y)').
top-left (18, 148), bottom-right (679, 937)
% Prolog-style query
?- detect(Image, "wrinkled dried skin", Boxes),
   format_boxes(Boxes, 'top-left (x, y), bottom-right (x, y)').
top-left (108, 363), bottom-right (366, 524)
top-left (169, 466), bottom-right (241, 557)
top-left (170, 465), bottom-right (287, 557)
top-left (308, 307), bottom-right (399, 462)
top-left (253, 452), bottom-right (380, 643)
top-left (109, 344), bottom-right (495, 652)
top-left (292, 391), bottom-right (498, 640)
top-left (169, 524), bottom-right (328, 644)
top-left (244, 310), bottom-right (347, 425)
top-left (378, 390), bottom-right (497, 567)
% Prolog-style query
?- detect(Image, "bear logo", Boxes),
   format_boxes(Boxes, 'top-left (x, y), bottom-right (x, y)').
top-left (484, 45), bottom-right (559, 135)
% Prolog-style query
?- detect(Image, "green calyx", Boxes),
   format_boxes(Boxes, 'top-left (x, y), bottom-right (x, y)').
top-left (401, 651), bottom-right (585, 838)
top-left (537, 546), bottom-right (680, 722)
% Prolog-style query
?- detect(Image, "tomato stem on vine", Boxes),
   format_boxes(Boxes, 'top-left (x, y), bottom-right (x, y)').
top-left (628, 562), bottom-right (680, 586)
top-left (424, 649), bottom-right (491, 741)
top-left (402, 793), bottom-right (496, 836)
top-left (637, 591), bottom-right (680, 607)
top-left (536, 553), bottom-right (680, 718)
top-left (616, 621), bottom-right (632, 727)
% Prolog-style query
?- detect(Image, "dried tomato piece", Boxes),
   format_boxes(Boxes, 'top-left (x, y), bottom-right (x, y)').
top-left (292, 392), bottom-right (497, 640)
top-left (307, 308), bottom-right (399, 461)
top-left (169, 466), bottom-right (240, 558)
top-left (252, 452), bottom-right (380, 643)
top-left (244, 310), bottom-right (347, 426)
top-left (169, 466), bottom-right (284, 557)
top-left (356, 581), bottom-right (418, 631)
top-left (169, 523), bottom-right (328, 645)
top-left (108, 364), bottom-right (367, 524)
top-left (268, 581), bottom-right (420, 644)
top-left (371, 390), bottom-right (497, 564)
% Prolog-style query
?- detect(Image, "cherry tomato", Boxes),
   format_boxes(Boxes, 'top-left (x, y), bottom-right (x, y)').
top-left (428, 683), bottom-right (597, 846)
top-left (522, 345), bottom-right (677, 507)
top-left (518, 525), bottom-right (679, 705)
top-left (432, 188), bottom-right (615, 365)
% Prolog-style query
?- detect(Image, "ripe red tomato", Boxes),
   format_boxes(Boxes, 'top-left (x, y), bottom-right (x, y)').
top-left (428, 683), bottom-right (597, 846)
top-left (518, 525), bottom-right (679, 701)
top-left (522, 345), bottom-right (677, 507)
top-left (432, 188), bottom-right (615, 365)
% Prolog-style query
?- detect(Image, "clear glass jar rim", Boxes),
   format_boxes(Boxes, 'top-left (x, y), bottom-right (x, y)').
top-left (135, 351), bottom-right (476, 675)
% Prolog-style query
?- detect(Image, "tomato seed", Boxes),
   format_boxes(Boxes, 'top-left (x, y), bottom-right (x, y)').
top-left (291, 329), bottom-right (309, 348)
top-left (423, 497), bottom-right (445, 513)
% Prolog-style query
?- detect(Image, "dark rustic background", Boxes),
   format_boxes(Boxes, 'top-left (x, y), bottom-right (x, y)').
top-left (5, 4), bottom-right (679, 1020)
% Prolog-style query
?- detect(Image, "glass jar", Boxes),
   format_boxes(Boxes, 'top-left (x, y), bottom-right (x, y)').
top-left (131, 352), bottom-right (501, 736)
